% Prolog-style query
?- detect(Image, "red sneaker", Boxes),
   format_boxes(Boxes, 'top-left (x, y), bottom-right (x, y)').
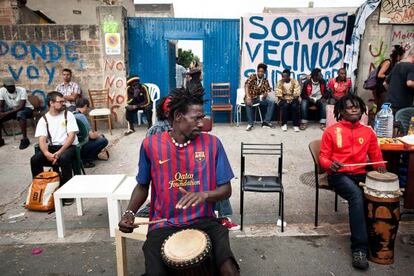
top-left (221, 217), bottom-right (240, 231)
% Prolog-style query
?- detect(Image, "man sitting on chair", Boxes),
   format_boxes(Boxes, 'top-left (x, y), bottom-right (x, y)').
top-left (319, 94), bottom-right (386, 270)
top-left (124, 76), bottom-right (153, 134)
top-left (73, 98), bottom-right (108, 168)
top-left (118, 87), bottom-right (240, 276)
top-left (30, 91), bottom-right (79, 204)
top-left (0, 77), bottom-right (34, 149)
top-left (244, 63), bottom-right (275, 131)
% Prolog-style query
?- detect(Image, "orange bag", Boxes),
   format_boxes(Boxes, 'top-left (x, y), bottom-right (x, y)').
top-left (25, 171), bottom-right (60, 211)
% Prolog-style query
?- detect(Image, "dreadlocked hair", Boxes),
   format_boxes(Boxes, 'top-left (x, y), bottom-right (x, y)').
top-left (168, 87), bottom-right (205, 122)
top-left (333, 94), bottom-right (367, 121)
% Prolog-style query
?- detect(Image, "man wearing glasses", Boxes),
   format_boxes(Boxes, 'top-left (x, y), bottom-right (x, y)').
top-left (30, 92), bottom-right (79, 202)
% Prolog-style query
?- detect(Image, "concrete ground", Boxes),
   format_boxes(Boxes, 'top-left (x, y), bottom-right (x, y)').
top-left (1, 122), bottom-right (414, 275)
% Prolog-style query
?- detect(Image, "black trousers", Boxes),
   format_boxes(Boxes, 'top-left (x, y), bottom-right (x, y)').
top-left (30, 145), bottom-right (76, 186)
top-left (126, 105), bottom-right (153, 129)
top-left (142, 218), bottom-right (238, 276)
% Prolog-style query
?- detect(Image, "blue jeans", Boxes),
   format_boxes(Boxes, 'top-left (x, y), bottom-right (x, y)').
top-left (279, 99), bottom-right (300, 126)
top-left (81, 136), bottom-right (109, 162)
top-left (300, 99), bottom-right (326, 124)
top-left (328, 173), bottom-right (368, 253)
top-left (245, 97), bottom-right (275, 125)
top-left (215, 199), bottom-right (233, 218)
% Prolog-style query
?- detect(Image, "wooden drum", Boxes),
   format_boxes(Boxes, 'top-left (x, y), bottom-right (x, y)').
top-left (363, 171), bottom-right (402, 265)
top-left (161, 229), bottom-right (214, 276)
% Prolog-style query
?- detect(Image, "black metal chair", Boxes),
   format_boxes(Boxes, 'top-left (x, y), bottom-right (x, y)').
top-left (308, 139), bottom-right (338, 227)
top-left (240, 142), bottom-right (284, 232)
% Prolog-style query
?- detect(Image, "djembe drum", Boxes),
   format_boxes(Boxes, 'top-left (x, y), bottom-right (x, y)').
top-left (363, 171), bottom-right (402, 264)
top-left (161, 229), bottom-right (214, 276)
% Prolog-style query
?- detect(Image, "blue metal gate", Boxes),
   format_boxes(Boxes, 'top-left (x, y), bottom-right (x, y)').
top-left (127, 17), bottom-right (240, 120)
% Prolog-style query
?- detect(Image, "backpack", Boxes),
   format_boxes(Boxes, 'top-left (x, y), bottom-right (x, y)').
top-left (25, 171), bottom-right (60, 211)
top-left (363, 67), bottom-right (379, 90)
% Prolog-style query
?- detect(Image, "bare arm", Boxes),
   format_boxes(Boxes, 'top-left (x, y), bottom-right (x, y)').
top-left (39, 136), bottom-right (55, 163)
top-left (176, 182), bottom-right (231, 209)
top-left (407, 80), bottom-right (414, 88)
top-left (88, 130), bottom-right (100, 140)
top-left (55, 132), bottom-right (76, 158)
top-left (64, 92), bottom-right (79, 102)
top-left (377, 60), bottom-right (390, 79)
top-left (118, 184), bottom-right (149, 233)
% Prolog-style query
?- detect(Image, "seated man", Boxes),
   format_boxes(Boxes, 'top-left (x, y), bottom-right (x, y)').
top-left (55, 68), bottom-right (82, 112)
top-left (0, 77), bottom-right (34, 149)
top-left (244, 63), bottom-right (275, 131)
top-left (118, 88), bottom-right (240, 276)
top-left (319, 94), bottom-right (386, 270)
top-left (73, 98), bottom-right (109, 168)
top-left (31, 92), bottom-right (79, 203)
top-left (124, 76), bottom-right (153, 134)
top-left (327, 68), bottom-right (352, 105)
top-left (276, 69), bottom-right (301, 132)
top-left (300, 68), bottom-right (328, 130)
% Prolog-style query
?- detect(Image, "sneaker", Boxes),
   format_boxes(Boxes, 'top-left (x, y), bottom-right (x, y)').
top-left (281, 124), bottom-right (287, 131)
top-left (19, 138), bottom-right (30, 150)
top-left (124, 129), bottom-right (135, 136)
top-left (0, 138), bottom-right (4, 147)
top-left (246, 124), bottom-right (253, 131)
top-left (352, 251), bottom-right (369, 270)
top-left (293, 126), bottom-right (300, 132)
top-left (221, 217), bottom-right (240, 231)
top-left (83, 161), bottom-right (95, 168)
top-left (262, 122), bottom-right (274, 128)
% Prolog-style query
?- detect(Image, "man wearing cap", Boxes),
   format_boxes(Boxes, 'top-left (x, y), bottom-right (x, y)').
top-left (0, 77), bottom-right (34, 149)
top-left (125, 76), bottom-right (153, 134)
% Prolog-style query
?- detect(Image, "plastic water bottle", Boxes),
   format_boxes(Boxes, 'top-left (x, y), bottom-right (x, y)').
top-left (374, 103), bottom-right (394, 138)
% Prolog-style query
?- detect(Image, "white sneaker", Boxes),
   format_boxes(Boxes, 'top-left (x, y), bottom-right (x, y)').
top-left (281, 124), bottom-right (287, 131)
top-left (246, 124), bottom-right (253, 131)
top-left (294, 126), bottom-right (300, 132)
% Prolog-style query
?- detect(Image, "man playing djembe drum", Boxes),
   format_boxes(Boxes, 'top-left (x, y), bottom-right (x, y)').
top-left (118, 87), bottom-right (240, 276)
top-left (320, 94), bottom-right (387, 270)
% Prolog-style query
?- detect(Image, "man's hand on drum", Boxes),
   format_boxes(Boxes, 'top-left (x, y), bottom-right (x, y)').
top-left (377, 166), bottom-right (387, 173)
top-left (118, 212), bottom-right (135, 233)
top-left (176, 187), bottom-right (208, 209)
top-left (330, 160), bottom-right (343, 172)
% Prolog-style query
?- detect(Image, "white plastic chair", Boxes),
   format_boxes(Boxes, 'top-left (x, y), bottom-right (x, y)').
top-left (235, 88), bottom-right (263, 126)
top-left (138, 83), bottom-right (160, 125)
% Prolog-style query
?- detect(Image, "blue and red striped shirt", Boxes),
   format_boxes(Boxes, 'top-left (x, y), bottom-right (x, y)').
top-left (136, 131), bottom-right (234, 231)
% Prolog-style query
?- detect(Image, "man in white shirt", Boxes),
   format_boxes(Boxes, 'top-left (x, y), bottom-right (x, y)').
top-left (55, 68), bottom-right (81, 112)
top-left (30, 92), bottom-right (79, 197)
top-left (0, 77), bottom-right (34, 149)
top-left (175, 59), bottom-right (187, 88)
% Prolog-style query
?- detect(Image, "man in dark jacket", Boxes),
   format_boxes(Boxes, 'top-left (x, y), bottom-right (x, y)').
top-left (124, 76), bottom-right (153, 134)
top-left (300, 68), bottom-right (328, 130)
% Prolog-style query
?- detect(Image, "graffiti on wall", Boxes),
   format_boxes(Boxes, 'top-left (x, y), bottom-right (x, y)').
top-left (391, 27), bottom-right (414, 52)
top-left (368, 40), bottom-right (389, 73)
top-left (104, 58), bottom-right (125, 121)
top-left (379, 0), bottom-right (414, 24)
top-left (0, 40), bottom-right (82, 105)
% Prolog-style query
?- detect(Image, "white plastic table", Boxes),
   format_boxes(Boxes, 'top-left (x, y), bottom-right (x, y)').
top-left (53, 174), bottom-right (126, 238)
top-left (108, 176), bottom-right (138, 237)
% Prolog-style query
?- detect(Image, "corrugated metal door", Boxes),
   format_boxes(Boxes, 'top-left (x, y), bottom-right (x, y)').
top-left (127, 17), bottom-right (240, 121)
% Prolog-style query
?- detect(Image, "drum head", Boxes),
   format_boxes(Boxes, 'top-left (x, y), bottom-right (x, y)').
top-left (162, 229), bottom-right (208, 264)
top-left (367, 171), bottom-right (398, 182)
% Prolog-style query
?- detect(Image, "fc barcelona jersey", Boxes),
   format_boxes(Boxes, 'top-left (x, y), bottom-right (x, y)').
top-left (136, 132), bottom-right (234, 231)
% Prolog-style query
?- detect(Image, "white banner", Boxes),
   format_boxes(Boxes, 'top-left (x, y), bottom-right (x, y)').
top-left (241, 13), bottom-right (348, 88)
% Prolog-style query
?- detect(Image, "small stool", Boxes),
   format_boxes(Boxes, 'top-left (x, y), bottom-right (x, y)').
top-left (115, 217), bottom-right (148, 276)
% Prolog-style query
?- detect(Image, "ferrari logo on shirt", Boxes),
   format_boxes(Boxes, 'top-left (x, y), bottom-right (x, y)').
top-left (359, 137), bottom-right (364, 144)
top-left (195, 151), bottom-right (205, 161)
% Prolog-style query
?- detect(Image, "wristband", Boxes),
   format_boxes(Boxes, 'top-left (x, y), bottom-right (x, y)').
top-left (122, 209), bottom-right (135, 217)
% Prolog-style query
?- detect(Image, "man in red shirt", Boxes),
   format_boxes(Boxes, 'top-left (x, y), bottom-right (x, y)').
top-left (327, 68), bottom-right (352, 104)
top-left (320, 94), bottom-right (386, 270)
